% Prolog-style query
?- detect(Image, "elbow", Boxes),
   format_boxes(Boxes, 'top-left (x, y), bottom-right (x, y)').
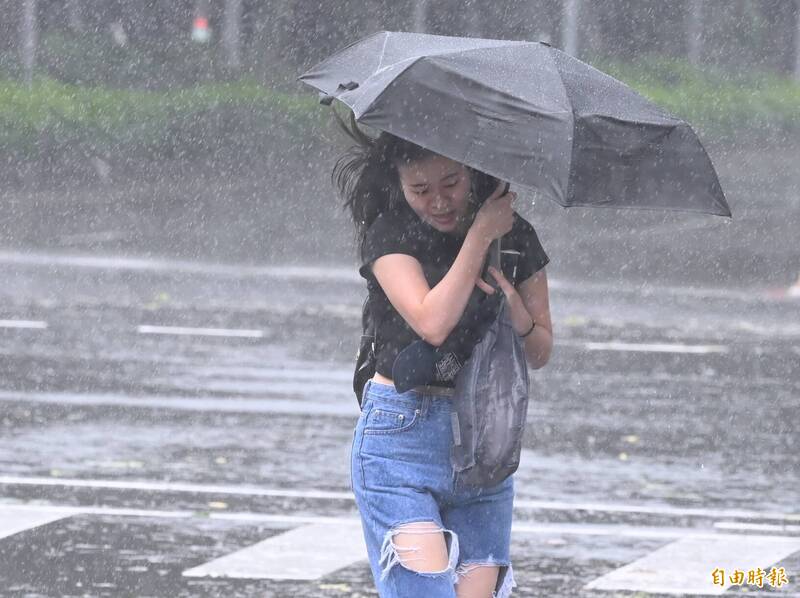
top-left (526, 333), bottom-right (553, 370)
top-left (528, 353), bottom-right (551, 370)
top-left (418, 318), bottom-right (448, 348)
top-left (421, 326), bottom-right (447, 348)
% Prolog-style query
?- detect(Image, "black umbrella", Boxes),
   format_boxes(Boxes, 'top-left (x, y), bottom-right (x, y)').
top-left (298, 30), bottom-right (731, 217)
top-left (300, 31), bottom-right (733, 392)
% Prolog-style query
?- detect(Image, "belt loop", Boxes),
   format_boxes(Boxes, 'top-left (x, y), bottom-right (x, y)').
top-left (421, 394), bottom-right (431, 419)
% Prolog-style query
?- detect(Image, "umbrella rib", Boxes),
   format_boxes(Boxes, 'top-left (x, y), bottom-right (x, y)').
top-left (355, 56), bottom-right (426, 117)
top-left (419, 44), bottom-right (558, 110)
top-left (544, 49), bottom-right (577, 206)
top-left (376, 32), bottom-right (390, 72)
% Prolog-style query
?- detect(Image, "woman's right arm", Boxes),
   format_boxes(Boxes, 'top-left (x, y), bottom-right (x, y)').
top-left (371, 189), bottom-right (515, 347)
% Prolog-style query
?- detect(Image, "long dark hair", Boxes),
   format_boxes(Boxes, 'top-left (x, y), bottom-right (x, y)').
top-left (330, 109), bottom-right (440, 258)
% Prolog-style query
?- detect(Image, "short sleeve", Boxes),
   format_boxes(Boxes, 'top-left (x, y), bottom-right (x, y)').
top-left (358, 212), bottom-right (420, 280)
top-left (511, 214), bottom-right (550, 284)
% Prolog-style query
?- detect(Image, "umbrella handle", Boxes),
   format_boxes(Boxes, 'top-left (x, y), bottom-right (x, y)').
top-left (483, 238), bottom-right (502, 291)
top-left (489, 238), bottom-right (501, 271)
top-left (482, 180), bottom-right (509, 291)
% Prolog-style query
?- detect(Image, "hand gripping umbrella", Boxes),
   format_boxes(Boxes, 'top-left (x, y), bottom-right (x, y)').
top-left (299, 31), bottom-right (732, 392)
top-left (298, 30), bottom-right (731, 218)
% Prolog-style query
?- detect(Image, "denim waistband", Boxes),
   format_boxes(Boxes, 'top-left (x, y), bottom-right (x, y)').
top-left (363, 379), bottom-right (455, 417)
top-left (364, 379), bottom-right (455, 400)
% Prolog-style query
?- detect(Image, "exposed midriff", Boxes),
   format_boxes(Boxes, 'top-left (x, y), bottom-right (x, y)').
top-left (372, 372), bottom-right (395, 386)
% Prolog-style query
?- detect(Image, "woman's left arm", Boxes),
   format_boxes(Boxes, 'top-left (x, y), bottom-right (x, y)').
top-left (479, 266), bottom-right (553, 369)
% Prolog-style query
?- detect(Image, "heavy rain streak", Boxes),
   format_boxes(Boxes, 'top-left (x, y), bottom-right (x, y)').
top-left (0, 1), bottom-right (798, 597)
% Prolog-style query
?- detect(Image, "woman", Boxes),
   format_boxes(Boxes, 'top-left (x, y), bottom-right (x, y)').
top-left (333, 112), bottom-right (553, 598)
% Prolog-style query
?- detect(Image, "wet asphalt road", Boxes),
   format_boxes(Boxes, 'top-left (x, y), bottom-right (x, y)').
top-left (0, 252), bottom-right (797, 597)
top-left (0, 139), bottom-right (798, 596)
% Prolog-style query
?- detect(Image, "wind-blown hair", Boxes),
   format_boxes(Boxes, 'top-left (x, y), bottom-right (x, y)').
top-left (331, 109), bottom-right (437, 259)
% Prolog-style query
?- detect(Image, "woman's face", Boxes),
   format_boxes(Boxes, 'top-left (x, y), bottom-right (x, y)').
top-left (397, 155), bottom-right (473, 235)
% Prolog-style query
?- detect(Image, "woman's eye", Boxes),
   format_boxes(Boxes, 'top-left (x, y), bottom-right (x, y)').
top-left (413, 180), bottom-right (457, 196)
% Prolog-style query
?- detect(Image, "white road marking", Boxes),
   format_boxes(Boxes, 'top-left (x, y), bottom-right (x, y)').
top-left (182, 522), bottom-right (367, 580)
top-left (0, 251), bottom-right (359, 282)
top-left (137, 325), bottom-right (264, 338)
top-left (713, 521), bottom-right (800, 534)
top-left (183, 365), bottom-right (352, 382)
top-left (2, 504), bottom-right (798, 582)
top-left (558, 340), bottom-right (729, 354)
top-left (2, 476), bottom-right (798, 523)
top-left (583, 535), bottom-right (800, 595)
top-left (0, 320), bottom-right (47, 329)
top-left (0, 250), bottom-right (773, 304)
top-left (512, 498), bottom-right (800, 523)
top-left (0, 476), bottom-right (350, 500)
top-left (540, 369), bottom-right (796, 388)
top-left (0, 508), bottom-right (70, 540)
top-left (0, 503), bottom-right (194, 519)
top-left (0, 390), bottom-right (357, 416)
top-left (2, 503), bottom-right (797, 542)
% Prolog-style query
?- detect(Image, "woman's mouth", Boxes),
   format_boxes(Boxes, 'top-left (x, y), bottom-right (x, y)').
top-left (432, 212), bottom-right (455, 225)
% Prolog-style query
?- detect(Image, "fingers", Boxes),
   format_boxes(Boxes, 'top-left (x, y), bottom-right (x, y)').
top-left (488, 180), bottom-right (506, 201)
top-left (487, 266), bottom-right (512, 292)
top-left (488, 180), bottom-right (511, 202)
top-left (498, 191), bottom-right (517, 213)
top-left (476, 276), bottom-right (496, 294)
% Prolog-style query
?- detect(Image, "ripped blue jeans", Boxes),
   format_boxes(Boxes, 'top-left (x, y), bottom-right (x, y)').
top-left (351, 379), bottom-right (516, 597)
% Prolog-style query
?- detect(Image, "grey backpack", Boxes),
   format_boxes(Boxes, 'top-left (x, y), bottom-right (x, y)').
top-left (449, 299), bottom-right (531, 490)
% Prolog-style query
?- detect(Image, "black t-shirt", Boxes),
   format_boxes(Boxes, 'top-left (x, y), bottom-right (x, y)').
top-left (359, 202), bottom-right (550, 386)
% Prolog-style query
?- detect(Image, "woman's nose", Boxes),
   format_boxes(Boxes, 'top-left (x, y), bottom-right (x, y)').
top-left (432, 192), bottom-right (450, 208)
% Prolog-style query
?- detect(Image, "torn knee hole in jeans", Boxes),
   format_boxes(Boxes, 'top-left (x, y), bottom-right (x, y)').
top-left (378, 522), bottom-right (460, 584)
top-left (455, 561), bottom-right (493, 577)
top-left (455, 561), bottom-right (517, 598)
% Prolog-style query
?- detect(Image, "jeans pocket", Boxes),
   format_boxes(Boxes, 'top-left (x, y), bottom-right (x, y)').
top-left (362, 403), bottom-right (421, 435)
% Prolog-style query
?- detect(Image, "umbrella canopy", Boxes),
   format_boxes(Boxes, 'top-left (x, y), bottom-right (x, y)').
top-left (298, 30), bottom-right (731, 218)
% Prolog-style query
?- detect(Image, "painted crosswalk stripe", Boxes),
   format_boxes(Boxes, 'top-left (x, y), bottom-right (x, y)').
top-left (137, 325), bottom-right (264, 338)
top-left (0, 319), bottom-right (47, 329)
top-left (182, 522), bottom-right (366, 580)
top-left (583, 535), bottom-right (800, 595)
top-left (2, 503), bottom-right (799, 584)
top-left (2, 504), bottom-right (797, 542)
top-left (0, 509), bottom-right (70, 540)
